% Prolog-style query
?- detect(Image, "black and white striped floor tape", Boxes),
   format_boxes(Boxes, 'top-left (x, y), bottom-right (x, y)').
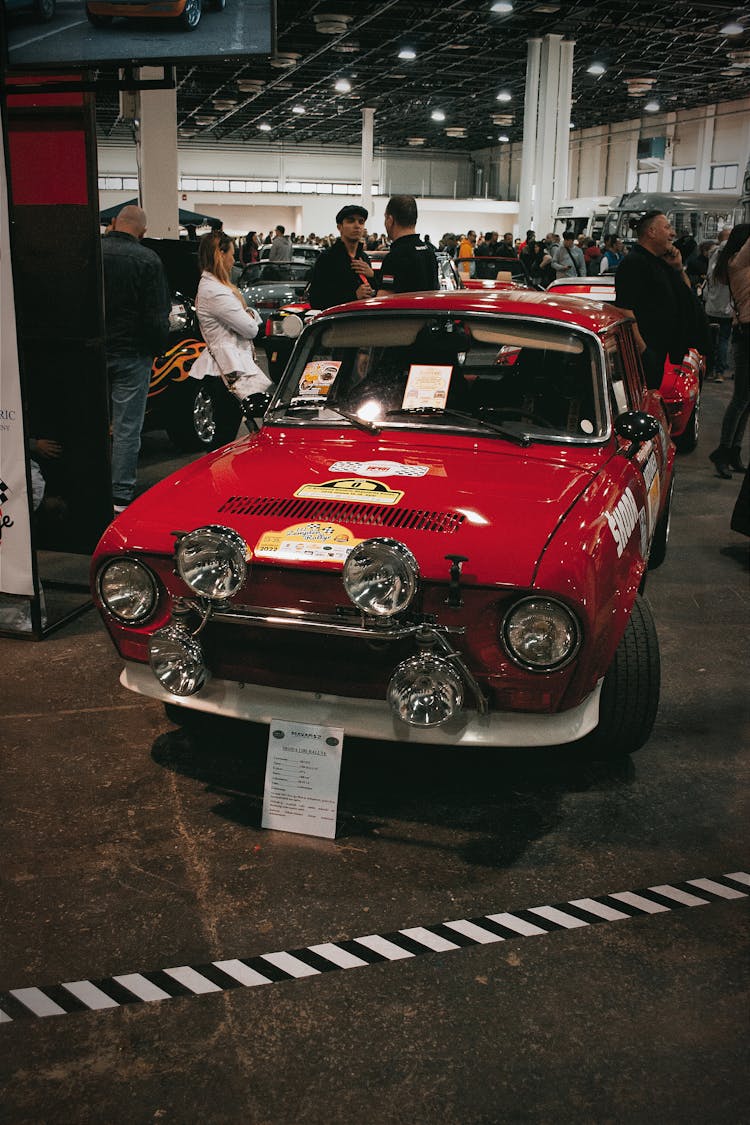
top-left (1, 870), bottom-right (747, 1024)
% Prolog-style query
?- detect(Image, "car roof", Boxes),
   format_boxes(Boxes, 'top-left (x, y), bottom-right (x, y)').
top-left (319, 288), bottom-right (627, 335)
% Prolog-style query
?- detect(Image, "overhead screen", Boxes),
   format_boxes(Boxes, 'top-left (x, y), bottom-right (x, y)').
top-left (2, 0), bottom-right (273, 71)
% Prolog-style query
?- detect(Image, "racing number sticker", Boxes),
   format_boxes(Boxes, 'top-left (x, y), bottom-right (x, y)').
top-left (294, 479), bottom-right (404, 505)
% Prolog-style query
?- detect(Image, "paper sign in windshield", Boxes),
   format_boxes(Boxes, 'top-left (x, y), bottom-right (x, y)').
top-left (403, 364), bottom-right (453, 411)
top-left (254, 522), bottom-right (362, 563)
top-left (298, 360), bottom-right (341, 398)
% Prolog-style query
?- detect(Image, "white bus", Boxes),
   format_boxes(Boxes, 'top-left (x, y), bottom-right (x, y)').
top-left (552, 197), bottom-right (615, 242)
top-left (602, 191), bottom-right (743, 245)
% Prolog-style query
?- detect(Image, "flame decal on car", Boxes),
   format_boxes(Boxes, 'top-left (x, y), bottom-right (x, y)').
top-left (148, 340), bottom-right (205, 400)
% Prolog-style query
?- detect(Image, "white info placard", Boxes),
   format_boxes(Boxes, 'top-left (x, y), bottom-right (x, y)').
top-left (261, 720), bottom-right (344, 839)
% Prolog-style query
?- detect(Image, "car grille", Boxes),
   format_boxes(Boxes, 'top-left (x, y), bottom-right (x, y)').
top-left (217, 495), bottom-right (466, 534)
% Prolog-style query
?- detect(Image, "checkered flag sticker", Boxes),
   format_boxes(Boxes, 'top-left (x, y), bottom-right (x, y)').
top-left (0, 480), bottom-right (8, 505)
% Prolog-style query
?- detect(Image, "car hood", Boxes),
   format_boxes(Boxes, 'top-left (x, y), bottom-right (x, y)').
top-left (103, 429), bottom-right (601, 587)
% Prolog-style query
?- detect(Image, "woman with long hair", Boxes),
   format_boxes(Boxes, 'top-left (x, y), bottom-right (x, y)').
top-left (240, 230), bottom-right (259, 266)
top-left (708, 223), bottom-right (750, 478)
top-left (191, 230), bottom-right (271, 418)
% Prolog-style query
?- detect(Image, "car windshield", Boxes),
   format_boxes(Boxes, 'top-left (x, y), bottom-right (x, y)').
top-left (270, 313), bottom-right (607, 443)
top-left (240, 263), bottom-right (313, 285)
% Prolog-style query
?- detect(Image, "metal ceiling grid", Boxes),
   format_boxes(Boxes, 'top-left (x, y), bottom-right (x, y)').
top-left (94, 0), bottom-right (749, 151)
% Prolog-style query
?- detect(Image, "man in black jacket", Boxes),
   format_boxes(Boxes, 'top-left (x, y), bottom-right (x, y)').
top-left (308, 204), bottom-right (374, 310)
top-left (102, 204), bottom-right (170, 512)
top-left (375, 195), bottom-right (438, 295)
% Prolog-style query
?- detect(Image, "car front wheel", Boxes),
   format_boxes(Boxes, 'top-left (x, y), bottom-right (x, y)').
top-left (582, 595), bottom-right (661, 757)
top-left (180, 0), bottom-right (202, 29)
top-left (647, 477), bottom-right (673, 570)
top-left (165, 378), bottom-right (241, 451)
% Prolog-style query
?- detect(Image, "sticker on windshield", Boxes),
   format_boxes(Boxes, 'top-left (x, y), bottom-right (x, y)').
top-left (254, 522), bottom-right (362, 563)
top-left (297, 360), bottom-right (341, 398)
top-left (402, 364), bottom-right (453, 411)
top-left (328, 459), bottom-right (430, 478)
top-left (294, 479), bottom-right (404, 505)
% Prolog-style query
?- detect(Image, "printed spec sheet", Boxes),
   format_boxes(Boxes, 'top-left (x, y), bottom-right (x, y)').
top-left (262, 720), bottom-right (344, 838)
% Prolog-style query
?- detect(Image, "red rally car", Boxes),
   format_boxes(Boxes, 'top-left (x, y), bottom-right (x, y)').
top-left (92, 289), bottom-right (677, 757)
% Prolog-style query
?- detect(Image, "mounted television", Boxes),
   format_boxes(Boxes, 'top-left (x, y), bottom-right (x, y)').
top-left (1, 0), bottom-right (274, 72)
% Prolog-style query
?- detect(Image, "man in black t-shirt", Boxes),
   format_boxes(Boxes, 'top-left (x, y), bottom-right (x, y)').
top-left (375, 195), bottom-right (439, 295)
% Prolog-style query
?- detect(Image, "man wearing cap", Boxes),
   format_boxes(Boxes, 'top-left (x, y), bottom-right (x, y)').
top-left (307, 204), bottom-right (374, 309)
top-left (375, 195), bottom-right (439, 296)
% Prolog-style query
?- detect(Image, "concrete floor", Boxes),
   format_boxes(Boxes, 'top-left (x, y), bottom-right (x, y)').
top-left (1, 383), bottom-right (748, 1125)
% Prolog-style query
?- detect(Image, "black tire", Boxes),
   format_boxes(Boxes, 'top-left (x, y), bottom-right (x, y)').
top-left (36, 0), bottom-right (56, 20)
top-left (180, 0), bottom-right (201, 29)
top-left (673, 392), bottom-right (700, 453)
top-left (647, 477), bottom-right (673, 570)
top-left (582, 595), bottom-right (661, 758)
top-left (165, 378), bottom-right (241, 452)
top-left (213, 0), bottom-right (226, 9)
top-left (85, 5), bottom-right (112, 25)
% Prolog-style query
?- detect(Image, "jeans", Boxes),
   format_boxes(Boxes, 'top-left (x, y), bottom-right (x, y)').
top-left (107, 352), bottom-right (153, 505)
top-left (711, 316), bottom-right (733, 376)
top-left (720, 325), bottom-right (750, 450)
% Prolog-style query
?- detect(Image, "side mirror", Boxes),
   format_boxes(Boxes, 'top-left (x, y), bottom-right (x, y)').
top-left (281, 313), bottom-right (304, 339)
top-left (614, 410), bottom-right (660, 459)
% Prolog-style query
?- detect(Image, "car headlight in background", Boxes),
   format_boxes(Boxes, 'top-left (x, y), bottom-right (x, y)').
top-left (97, 558), bottom-right (158, 624)
top-left (175, 525), bottom-right (248, 601)
top-left (148, 624), bottom-right (208, 696)
top-left (343, 538), bottom-right (419, 617)
top-left (502, 597), bottom-right (581, 671)
top-left (388, 654), bottom-right (464, 727)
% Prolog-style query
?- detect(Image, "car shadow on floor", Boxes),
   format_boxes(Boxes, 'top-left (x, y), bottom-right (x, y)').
top-left (151, 712), bottom-right (636, 869)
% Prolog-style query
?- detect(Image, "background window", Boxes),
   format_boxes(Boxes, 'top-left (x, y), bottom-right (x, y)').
top-left (710, 164), bottom-right (738, 190)
top-left (637, 171), bottom-right (658, 192)
top-left (671, 167), bottom-right (695, 192)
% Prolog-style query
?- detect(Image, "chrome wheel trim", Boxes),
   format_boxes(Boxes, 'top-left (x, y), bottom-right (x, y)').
top-left (192, 386), bottom-right (217, 443)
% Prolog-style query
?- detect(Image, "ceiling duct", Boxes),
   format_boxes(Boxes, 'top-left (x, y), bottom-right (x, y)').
top-left (625, 76), bottom-right (656, 96)
top-left (270, 52), bottom-right (301, 69)
top-left (236, 78), bottom-right (265, 94)
top-left (313, 13), bottom-right (352, 35)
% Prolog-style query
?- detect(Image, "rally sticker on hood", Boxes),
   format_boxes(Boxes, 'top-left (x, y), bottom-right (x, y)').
top-left (254, 522), bottom-right (362, 563)
top-left (328, 460), bottom-right (430, 478)
top-left (294, 479), bottom-right (403, 505)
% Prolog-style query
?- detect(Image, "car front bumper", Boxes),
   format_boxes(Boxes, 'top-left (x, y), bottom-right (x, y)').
top-left (121, 661), bottom-right (602, 748)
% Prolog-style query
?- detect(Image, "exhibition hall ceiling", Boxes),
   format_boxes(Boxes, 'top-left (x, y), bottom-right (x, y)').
top-left (95, 0), bottom-right (750, 150)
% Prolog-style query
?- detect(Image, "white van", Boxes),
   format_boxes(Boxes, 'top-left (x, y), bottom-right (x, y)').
top-left (553, 197), bottom-right (615, 242)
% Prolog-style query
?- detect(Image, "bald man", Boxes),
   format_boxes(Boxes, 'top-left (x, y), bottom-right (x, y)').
top-left (102, 204), bottom-right (170, 512)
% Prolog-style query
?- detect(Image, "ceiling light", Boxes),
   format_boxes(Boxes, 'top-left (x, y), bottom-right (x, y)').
top-left (721, 21), bottom-right (744, 35)
top-left (569, 121), bottom-right (575, 128)
top-left (269, 52), bottom-right (301, 69)
top-left (258, 122), bottom-right (272, 132)
top-left (644, 100), bottom-right (660, 112)
top-left (407, 136), bottom-right (426, 145)
top-left (498, 134), bottom-right (510, 142)
top-left (532, 3), bottom-right (559, 10)
top-left (586, 61), bottom-right (606, 75)
top-left (194, 115), bottom-right (218, 125)
top-left (333, 40), bottom-right (359, 53)
top-left (292, 105), bottom-right (306, 115)
top-left (334, 78), bottom-right (352, 93)
top-left (445, 127), bottom-right (466, 137)
top-left (212, 99), bottom-right (238, 111)
top-left (492, 114), bottom-right (514, 125)
top-left (727, 48), bottom-right (750, 66)
top-left (431, 110), bottom-right (446, 122)
top-left (236, 78), bottom-right (265, 94)
top-left (398, 47), bottom-right (417, 60)
top-left (313, 13), bottom-right (352, 35)
top-left (625, 76), bottom-right (656, 96)
top-left (496, 90), bottom-right (512, 102)
top-left (491, 1), bottom-right (513, 11)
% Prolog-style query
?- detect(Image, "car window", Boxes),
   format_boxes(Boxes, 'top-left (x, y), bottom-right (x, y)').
top-left (604, 336), bottom-right (632, 415)
top-left (241, 263), bottom-right (312, 284)
top-left (274, 314), bottom-right (607, 442)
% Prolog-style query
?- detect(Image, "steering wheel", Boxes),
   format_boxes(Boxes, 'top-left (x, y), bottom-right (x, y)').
top-left (478, 405), bottom-right (556, 429)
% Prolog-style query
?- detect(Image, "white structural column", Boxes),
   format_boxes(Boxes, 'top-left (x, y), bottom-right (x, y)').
top-left (696, 105), bottom-right (716, 193)
top-left (136, 67), bottom-right (180, 238)
top-left (361, 106), bottom-right (375, 220)
top-left (518, 35), bottom-right (575, 236)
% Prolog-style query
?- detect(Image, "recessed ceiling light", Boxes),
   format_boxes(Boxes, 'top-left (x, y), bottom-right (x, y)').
top-left (259, 122), bottom-right (272, 132)
top-left (292, 105), bottom-right (306, 115)
top-left (445, 127), bottom-right (466, 137)
top-left (496, 90), bottom-right (512, 102)
top-left (587, 61), bottom-right (606, 75)
top-left (398, 47), bottom-right (417, 60)
top-left (720, 21), bottom-right (744, 35)
top-left (498, 134), bottom-right (510, 142)
top-left (491, 1), bottom-right (513, 11)
top-left (644, 100), bottom-right (660, 112)
top-left (431, 109), bottom-right (446, 122)
top-left (407, 136), bottom-right (426, 145)
top-left (334, 78), bottom-right (351, 93)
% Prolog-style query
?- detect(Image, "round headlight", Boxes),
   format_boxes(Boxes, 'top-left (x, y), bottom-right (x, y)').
top-left (502, 597), bottom-right (581, 671)
top-left (175, 525), bottom-right (248, 601)
top-left (98, 558), bottom-right (158, 623)
top-left (343, 538), bottom-right (419, 618)
top-left (148, 624), bottom-right (208, 696)
top-left (388, 654), bottom-right (464, 727)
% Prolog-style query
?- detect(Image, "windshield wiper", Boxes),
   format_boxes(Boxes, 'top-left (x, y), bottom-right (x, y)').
top-left (271, 400), bottom-right (381, 434)
top-left (385, 407), bottom-right (530, 446)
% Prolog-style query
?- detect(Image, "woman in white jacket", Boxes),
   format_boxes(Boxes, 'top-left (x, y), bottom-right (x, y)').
top-left (192, 230), bottom-right (271, 417)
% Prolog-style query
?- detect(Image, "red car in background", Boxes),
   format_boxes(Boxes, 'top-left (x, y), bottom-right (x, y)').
top-left (547, 275), bottom-right (703, 452)
top-left (85, 0), bottom-right (225, 30)
top-left (93, 288), bottom-right (677, 759)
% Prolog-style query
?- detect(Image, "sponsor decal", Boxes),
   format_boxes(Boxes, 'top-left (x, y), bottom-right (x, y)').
top-left (641, 451), bottom-right (661, 535)
top-left (606, 487), bottom-right (645, 559)
top-left (294, 479), bottom-right (404, 505)
top-left (254, 522), bottom-right (362, 564)
top-left (328, 460), bottom-right (429, 478)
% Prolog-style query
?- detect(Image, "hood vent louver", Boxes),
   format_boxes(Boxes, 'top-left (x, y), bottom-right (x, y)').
top-left (217, 496), bottom-right (466, 534)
